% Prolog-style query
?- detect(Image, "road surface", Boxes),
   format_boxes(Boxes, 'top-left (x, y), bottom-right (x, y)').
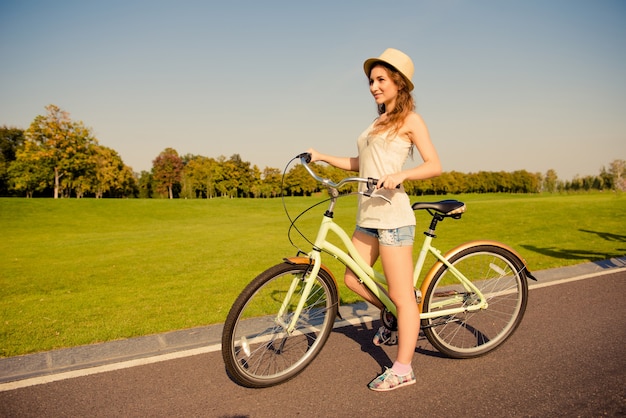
top-left (1, 269), bottom-right (625, 417)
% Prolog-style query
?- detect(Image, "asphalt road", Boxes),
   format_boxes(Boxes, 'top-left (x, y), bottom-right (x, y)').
top-left (1, 270), bottom-right (625, 417)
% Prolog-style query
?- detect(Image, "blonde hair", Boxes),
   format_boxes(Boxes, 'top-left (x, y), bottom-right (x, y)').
top-left (369, 63), bottom-right (415, 137)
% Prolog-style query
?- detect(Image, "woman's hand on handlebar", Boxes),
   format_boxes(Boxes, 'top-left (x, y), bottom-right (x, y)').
top-left (306, 148), bottom-right (322, 163)
top-left (377, 173), bottom-right (404, 190)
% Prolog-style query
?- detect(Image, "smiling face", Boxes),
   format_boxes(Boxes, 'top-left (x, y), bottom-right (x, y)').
top-left (369, 64), bottom-right (400, 111)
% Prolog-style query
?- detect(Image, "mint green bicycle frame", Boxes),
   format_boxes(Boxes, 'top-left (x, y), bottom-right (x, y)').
top-left (280, 206), bottom-right (487, 334)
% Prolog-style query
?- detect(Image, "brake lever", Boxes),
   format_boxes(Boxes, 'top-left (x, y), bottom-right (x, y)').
top-left (362, 185), bottom-right (392, 204)
top-left (363, 178), bottom-right (378, 198)
top-left (363, 177), bottom-right (397, 203)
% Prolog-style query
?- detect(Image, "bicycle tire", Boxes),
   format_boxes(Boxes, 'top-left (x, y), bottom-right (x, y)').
top-left (422, 245), bottom-right (528, 359)
top-left (221, 262), bottom-right (339, 388)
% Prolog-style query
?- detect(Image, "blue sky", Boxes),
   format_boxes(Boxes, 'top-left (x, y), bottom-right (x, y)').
top-left (1, 0), bottom-right (624, 180)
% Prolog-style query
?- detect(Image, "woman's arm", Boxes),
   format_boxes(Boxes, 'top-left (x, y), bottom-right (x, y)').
top-left (377, 113), bottom-right (442, 189)
top-left (307, 148), bottom-right (359, 172)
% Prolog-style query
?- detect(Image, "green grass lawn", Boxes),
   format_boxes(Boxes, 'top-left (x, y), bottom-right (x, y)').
top-left (1, 192), bottom-right (625, 357)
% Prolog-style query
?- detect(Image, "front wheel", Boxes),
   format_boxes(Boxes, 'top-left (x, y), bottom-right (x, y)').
top-left (422, 245), bottom-right (529, 359)
top-left (221, 262), bottom-right (339, 388)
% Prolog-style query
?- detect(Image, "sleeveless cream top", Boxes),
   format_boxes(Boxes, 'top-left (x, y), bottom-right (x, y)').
top-left (356, 121), bottom-right (415, 229)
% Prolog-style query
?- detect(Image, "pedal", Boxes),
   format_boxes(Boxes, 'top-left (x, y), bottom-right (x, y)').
top-left (387, 330), bottom-right (398, 345)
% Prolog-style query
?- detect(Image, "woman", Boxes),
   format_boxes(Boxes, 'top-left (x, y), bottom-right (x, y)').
top-left (307, 48), bottom-right (441, 391)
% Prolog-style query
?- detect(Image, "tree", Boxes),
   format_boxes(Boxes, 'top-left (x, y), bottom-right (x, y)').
top-left (249, 165), bottom-right (263, 198)
top-left (226, 154), bottom-right (255, 198)
top-left (152, 148), bottom-right (183, 199)
top-left (23, 104), bottom-right (99, 198)
top-left (180, 155), bottom-right (221, 198)
top-left (205, 157), bottom-right (225, 198)
top-left (511, 170), bottom-right (540, 193)
top-left (137, 170), bottom-right (154, 198)
top-left (91, 146), bottom-right (136, 198)
top-left (259, 167), bottom-right (283, 198)
top-left (474, 171), bottom-right (498, 193)
top-left (0, 126), bottom-right (25, 196)
top-left (7, 139), bottom-right (50, 197)
top-left (543, 169), bottom-right (558, 193)
top-left (283, 163), bottom-right (319, 196)
top-left (608, 159), bottom-right (625, 191)
top-left (6, 107), bottom-right (135, 198)
top-left (180, 155), bottom-right (202, 198)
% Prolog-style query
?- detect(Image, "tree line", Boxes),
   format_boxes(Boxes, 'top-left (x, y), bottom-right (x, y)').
top-left (1, 105), bottom-right (624, 198)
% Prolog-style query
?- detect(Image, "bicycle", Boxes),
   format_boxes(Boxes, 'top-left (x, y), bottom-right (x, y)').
top-left (221, 153), bottom-right (536, 388)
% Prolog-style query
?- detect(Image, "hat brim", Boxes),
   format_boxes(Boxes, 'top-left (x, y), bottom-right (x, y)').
top-left (363, 58), bottom-right (414, 92)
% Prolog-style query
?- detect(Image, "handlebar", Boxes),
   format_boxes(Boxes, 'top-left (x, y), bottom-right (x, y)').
top-left (297, 152), bottom-right (400, 195)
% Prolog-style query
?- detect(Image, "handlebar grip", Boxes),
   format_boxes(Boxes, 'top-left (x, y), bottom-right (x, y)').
top-left (298, 152), bottom-right (312, 164)
top-left (369, 177), bottom-right (401, 189)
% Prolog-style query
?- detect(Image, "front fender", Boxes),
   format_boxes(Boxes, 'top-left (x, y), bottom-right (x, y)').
top-left (284, 256), bottom-right (337, 283)
top-left (418, 240), bottom-right (535, 312)
top-left (284, 256), bottom-right (342, 318)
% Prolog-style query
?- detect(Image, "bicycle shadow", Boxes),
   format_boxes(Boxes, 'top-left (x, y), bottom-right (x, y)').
top-left (579, 229), bottom-right (626, 243)
top-left (520, 229), bottom-right (626, 263)
top-left (521, 244), bottom-right (625, 263)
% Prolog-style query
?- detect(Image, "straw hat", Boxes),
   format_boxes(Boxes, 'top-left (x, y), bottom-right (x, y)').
top-left (363, 48), bottom-right (414, 91)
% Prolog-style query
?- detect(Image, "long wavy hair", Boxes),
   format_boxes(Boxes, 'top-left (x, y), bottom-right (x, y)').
top-left (369, 63), bottom-right (415, 137)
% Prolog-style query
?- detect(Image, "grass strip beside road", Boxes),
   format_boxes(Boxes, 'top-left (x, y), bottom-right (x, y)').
top-left (1, 192), bottom-right (625, 357)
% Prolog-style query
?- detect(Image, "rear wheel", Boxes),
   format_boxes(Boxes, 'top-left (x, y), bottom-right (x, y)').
top-left (221, 262), bottom-right (338, 387)
top-left (422, 245), bottom-right (528, 358)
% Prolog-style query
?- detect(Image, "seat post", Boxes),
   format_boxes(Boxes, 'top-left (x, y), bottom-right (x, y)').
top-left (425, 213), bottom-right (444, 238)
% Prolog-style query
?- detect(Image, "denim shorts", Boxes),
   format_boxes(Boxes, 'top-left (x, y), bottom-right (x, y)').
top-left (355, 225), bottom-right (416, 247)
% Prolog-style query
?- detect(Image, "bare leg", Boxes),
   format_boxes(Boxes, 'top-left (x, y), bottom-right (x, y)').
top-left (379, 244), bottom-right (419, 365)
top-left (344, 230), bottom-right (384, 310)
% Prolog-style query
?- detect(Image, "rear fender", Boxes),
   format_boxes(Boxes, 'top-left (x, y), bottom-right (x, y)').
top-left (418, 240), bottom-right (535, 312)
